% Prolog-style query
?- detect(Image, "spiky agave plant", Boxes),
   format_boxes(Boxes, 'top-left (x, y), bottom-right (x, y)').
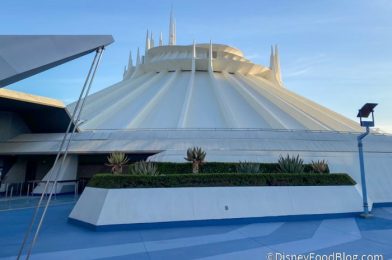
top-left (311, 160), bottom-right (329, 174)
top-left (236, 161), bottom-right (261, 174)
top-left (129, 161), bottom-right (159, 175)
top-left (106, 152), bottom-right (129, 174)
top-left (184, 147), bottom-right (206, 174)
top-left (278, 154), bottom-right (305, 173)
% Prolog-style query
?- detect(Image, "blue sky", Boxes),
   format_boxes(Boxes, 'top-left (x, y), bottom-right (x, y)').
top-left (2, 0), bottom-right (392, 132)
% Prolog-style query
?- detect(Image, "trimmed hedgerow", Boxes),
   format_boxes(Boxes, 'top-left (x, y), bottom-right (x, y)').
top-left (155, 162), bottom-right (328, 174)
top-left (88, 173), bottom-right (355, 189)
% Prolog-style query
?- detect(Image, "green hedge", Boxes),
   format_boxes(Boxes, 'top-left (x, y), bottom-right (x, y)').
top-left (88, 173), bottom-right (355, 189)
top-left (154, 162), bottom-right (329, 174)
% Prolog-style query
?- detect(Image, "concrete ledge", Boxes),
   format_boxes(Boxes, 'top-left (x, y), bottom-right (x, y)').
top-left (68, 212), bottom-right (360, 231)
top-left (69, 185), bottom-right (363, 229)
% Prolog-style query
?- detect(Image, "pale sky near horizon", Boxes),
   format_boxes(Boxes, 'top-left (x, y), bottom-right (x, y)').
top-left (1, 0), bottom-right (391, 132)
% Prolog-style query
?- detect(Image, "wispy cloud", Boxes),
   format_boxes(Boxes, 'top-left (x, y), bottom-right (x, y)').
top-left (284, 54), bottom-right (329, 79)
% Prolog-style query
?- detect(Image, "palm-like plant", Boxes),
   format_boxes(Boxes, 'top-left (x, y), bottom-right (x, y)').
top-left (184, 147), bottom-right (206, 174)
top-left (106, 152), bottom-right (129, 174)
top-left (278, 154), bottom-right (305, 173)
top-left (236, 161), bottom-right (261, 174)
top-left (129, 161), bottom-right (159, 175)
top-left (311, 160), bottom-right (329, 174)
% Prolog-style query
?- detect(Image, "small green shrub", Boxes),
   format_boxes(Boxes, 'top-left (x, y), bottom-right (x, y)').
top-left (311, 160), bottom-right (329, 174)
top-left (88, 173), bottom-right (356, 189)
top-left (129, 161), bottom-right (159, 175)
top-left (278, 154), bottom-right (305, 173)
top-left (153, 162), bottom-right (328, 175)
top-left (236, 161), bottom-right (261, 174)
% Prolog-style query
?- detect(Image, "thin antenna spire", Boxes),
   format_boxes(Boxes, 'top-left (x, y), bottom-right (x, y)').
top-left (159, 32), bottom-right (163, 46)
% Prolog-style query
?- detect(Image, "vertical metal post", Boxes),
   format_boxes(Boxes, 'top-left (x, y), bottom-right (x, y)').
top-left (54, 182), bottom-right (57, 200)
top-left (358, 126), bottom-right (371, 217)
top-left (5, 183), bottom-right (8, 198)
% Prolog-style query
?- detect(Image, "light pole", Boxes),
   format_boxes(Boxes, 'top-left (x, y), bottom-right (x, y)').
top-left (356, 103), bottom-right (378, 218)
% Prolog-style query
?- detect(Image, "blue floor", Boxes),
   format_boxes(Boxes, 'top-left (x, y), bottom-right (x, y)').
top-left (1, 203), bottom-right (392, 259)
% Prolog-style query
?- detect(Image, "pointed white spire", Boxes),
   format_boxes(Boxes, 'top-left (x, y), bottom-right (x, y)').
top-left (192, 40), bottom-right (196, 59)
top-left (150, 31), bottom-right (154, 48)
top-left (123, 50), bottom-right (135, 80)
top-left (128, 50), bottom-right (133, 68)
top-left (159, 32), bottom-right (163, 46)
top-left (269, 44), bottom-right (282, 84)
top-left (208, 40), bottom-right (213, 72)
top-left (123, 65), bottom-right (127, 78)
top-left (145, 30), bottom-right (150, 55)
top-left (169, 7), bottom-right (176, 45)
top-left (274, 45), bottom-right (282, 84)
top-left (136, 47), bottom-right (141, 66)
top-left (269, 45), bottom-right (275, 71)
top-left (192, 40), bottom-right (196, 71)
top-left (173, 18), bottom-right (176, 45)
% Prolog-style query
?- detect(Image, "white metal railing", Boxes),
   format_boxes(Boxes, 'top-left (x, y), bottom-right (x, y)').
top-left (0, 180), bottom-right (79, 200)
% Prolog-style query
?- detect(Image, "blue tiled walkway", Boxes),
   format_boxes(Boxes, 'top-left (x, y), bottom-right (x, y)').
top-left (1, 203), bottom-right (392, 259)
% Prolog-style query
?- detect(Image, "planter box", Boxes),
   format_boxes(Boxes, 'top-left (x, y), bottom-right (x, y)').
top-left (69, 185), bottom-right (364, 229)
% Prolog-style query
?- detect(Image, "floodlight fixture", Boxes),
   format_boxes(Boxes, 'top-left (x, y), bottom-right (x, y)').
top-left (357, 103), bottom-right (378, 127)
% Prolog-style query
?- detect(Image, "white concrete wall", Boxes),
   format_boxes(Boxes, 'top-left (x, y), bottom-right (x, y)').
top-left (70, 185), bottom-right (363, 227)
top-left (33, 155), bottom-right (78, 195)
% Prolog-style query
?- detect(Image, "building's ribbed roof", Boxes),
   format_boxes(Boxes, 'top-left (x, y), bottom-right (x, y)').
top-left (68, 43), bottom-right (362, 132)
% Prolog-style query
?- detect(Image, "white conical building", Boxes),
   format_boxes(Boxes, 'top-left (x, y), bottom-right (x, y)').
top-left (71, 18), bottom-right (362, 132)
top-left (2, 11), bottom-right (392, 204)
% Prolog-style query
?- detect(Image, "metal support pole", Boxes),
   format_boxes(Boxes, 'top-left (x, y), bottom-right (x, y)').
top-left (25, 47), bottom-right (105, 260)
top-left (18, 47), bottom-right (105, 260)
top-left (54, 182), bottom-right (57, 200)
top-left (357, 126), bottom-right (371, 217)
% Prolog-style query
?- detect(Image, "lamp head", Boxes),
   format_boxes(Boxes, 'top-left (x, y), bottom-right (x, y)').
top-left (357, 103), bottom-right (378, 128)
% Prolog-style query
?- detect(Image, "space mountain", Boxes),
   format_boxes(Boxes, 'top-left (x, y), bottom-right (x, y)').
top-left (0, 11), bottom-right (391, 205)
